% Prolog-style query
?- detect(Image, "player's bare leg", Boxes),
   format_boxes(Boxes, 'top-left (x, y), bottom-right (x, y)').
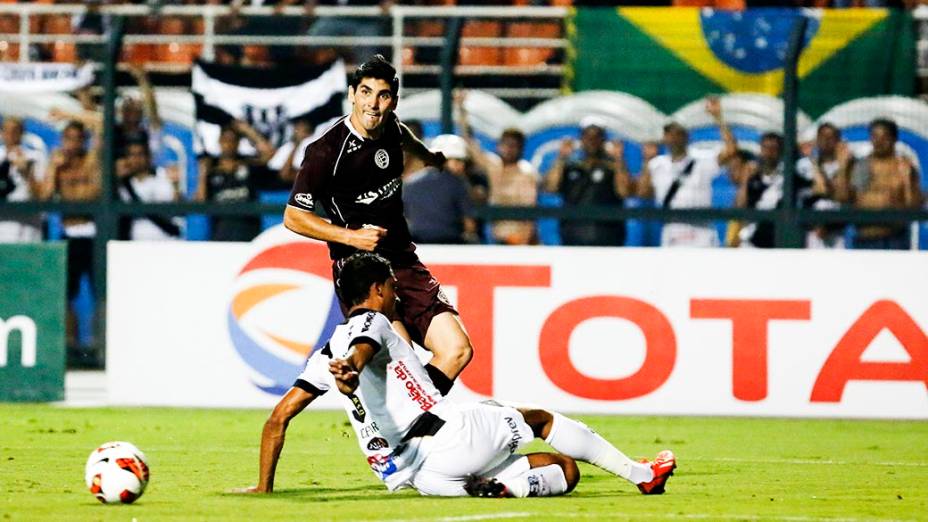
top-left (422, 311), bottom-right (474, 394)
top-left (518, 408), bottom-right (675, 493)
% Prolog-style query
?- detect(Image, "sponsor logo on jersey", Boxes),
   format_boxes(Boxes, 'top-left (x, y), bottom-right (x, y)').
top-left (349, 393), bottom-right (367, 423)
top-left (293, 192), bottom-right (314, 208)
top-left (355, 177), bottom-right (401, 205)
top-left (392, 360), bottom-right (437, 412)
top-left (374, 148), bottom-right (390, 169)
top-left (361, 312), bottom-right (375, 333)
top-left (347, 139), bottom-right (361, 154)
top-left (359, 421), bottom-right (380, 438)
top-left (527, 475), bottom-right (541, 497)
top-left (367, 437), bottom-right (389, 451)
top-left (505, 416), bottom-right (523, 454)
top-left (367, 453), bottom-right (398, 480)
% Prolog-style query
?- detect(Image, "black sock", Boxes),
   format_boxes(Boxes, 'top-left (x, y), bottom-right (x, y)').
top-left (425, 363), bottom-right (454, 396)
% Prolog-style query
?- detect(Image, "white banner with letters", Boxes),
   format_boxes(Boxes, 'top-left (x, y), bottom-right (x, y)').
top-left (0, 63), bottom-right (94, 93)
top-left (107, 227), bottom-right (928, 418)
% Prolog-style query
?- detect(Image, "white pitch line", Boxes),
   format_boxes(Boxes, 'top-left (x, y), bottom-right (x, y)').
top-left (359, 513), bottom-right (918, 522)
top-left (686, 456), bottom-right (928, 468)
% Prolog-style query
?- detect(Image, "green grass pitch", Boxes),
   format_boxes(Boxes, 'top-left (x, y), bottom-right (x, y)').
top-left (1, 404), bottom-right (925, 521)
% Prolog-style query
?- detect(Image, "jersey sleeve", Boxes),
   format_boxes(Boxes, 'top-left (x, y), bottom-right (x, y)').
top-left (287, 139), bottom-right (332, 212)
top-left (293, 349), bottom-right (332, 395)
top-left (347, 312), bottom-right (392, 354)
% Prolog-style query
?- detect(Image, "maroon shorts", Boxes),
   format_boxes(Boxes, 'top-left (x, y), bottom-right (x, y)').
top-left (332, 258), bottom-right (457, 345)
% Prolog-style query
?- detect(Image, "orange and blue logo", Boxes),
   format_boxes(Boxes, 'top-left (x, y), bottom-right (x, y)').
top-left (228, 240), bottom-right (343, 395)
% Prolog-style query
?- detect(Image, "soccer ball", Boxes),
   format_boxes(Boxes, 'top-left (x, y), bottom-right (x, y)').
top-left (84, 441), bottom-right (150, 504)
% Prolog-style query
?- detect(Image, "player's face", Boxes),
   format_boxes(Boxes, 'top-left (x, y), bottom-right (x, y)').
top-left (61, 127), bottom-right (86, 155)
top-left (760, 137), bottom-right (782, 168)
top-left (349, 78), bottom-right (397, 136)
top-left (380, 276), bottom-right (398, 319)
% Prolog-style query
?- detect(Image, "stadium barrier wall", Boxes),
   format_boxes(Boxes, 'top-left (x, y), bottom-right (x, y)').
top-left (107, 227), bottom-right (928, 419)
top-left (0, 243), bottom-right (66, 401)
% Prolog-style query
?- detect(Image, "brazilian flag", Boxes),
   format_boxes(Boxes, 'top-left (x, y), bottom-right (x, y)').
top-left (569, 8), bottom-right (916, 118)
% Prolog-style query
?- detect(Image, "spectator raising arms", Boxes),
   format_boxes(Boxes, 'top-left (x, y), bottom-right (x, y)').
top-left (796, 123), bottom-right (854, 249)
top-left (195, 120), bottom-right (275, 242)
top-left (637, 96), bottom-right (737, 247)
top-left (544, 117), bottom-right (631, 247)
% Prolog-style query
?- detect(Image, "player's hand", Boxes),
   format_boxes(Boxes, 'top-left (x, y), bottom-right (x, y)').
top-left (350, 225), bottom-right (386, 252)
top-left (329, 359), bottom-right (359, 394)
top-left (558, 138), bottom-right (574, 159)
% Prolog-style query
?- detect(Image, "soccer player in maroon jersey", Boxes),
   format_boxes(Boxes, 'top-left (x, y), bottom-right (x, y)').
top-left (283, 55), bottom-right (470, 396)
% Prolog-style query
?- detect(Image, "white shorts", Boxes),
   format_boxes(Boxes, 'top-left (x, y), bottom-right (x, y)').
top-left (411, 402), bottom-right (535, 496)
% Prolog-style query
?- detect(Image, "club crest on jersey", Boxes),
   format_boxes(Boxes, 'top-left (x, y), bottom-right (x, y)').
top-left (374, 149), bottom-right (390, 169)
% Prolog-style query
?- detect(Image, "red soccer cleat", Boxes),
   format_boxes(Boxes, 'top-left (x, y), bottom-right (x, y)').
top-left (636, 450), bottom-right (676, 495)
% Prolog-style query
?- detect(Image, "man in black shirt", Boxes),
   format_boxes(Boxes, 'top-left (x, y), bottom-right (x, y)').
top-left (544, 117), bottom-right (631, 246)
top-left (283, 55), bottom-right (471, 396)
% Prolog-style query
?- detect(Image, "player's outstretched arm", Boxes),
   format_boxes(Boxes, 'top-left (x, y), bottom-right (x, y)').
top-left (234, 386), bottom-right (316, 494)
top-left (283, 206), bottom-right (386, 251)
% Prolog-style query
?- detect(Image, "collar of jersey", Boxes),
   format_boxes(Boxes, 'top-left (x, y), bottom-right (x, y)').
top-left (347, 307), bottom-right (380, 318)
top-left (344, 117), bottom-right (368, 141)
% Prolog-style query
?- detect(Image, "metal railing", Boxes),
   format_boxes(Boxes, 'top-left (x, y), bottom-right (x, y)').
top-left (0, 3), bottom-right (568, 100)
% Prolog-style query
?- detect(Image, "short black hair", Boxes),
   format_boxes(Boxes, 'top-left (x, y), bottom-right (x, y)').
top-left (124, 138), bottom-right (151, 157)
top-left (817, 122), bottom-right (841, 138)
top-left (351, 54), bottom-right (399, 97)
top-left (336, 252), bottom-right (394, 308)
top-left (869, 118), bottom-right (898, 140)
top-left (760, 131), bottom-right (784, 148)
top-left (64, 120), bottom-right (86, 135)
top-left (662, 121), bottom-right (687, 135)
top-left (500, 127), bottom-right (525, 146)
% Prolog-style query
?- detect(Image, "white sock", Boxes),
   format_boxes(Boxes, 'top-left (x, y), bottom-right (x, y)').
top-left (500, 464), bottom-right (569, 498)
top-left (544, 412), bottom-right (653, 484)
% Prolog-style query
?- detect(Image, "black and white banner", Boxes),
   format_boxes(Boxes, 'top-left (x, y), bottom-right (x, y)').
top-left (191, 59), bottom-right (347, 158)
top-left (0, 63), bottom-right (94, 93)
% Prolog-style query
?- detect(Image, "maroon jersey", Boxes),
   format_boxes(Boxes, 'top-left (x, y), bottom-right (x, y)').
top-left (287, 113), bottom-right (417, 263)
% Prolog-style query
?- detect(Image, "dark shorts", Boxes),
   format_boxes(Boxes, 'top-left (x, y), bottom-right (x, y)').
top-left (333, 258), bottom-right (457, 345)
top-left (64, 236), bottom-right (94, 300)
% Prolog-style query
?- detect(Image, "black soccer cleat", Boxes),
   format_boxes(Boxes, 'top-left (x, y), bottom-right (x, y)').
top-left (464, 475), bottom-right (510, 498)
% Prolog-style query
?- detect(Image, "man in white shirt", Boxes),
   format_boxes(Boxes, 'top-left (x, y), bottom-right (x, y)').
top-left (795, 123), bottom-right (853, 249)
top-left (0, 117), bottom-right (49, 242)
top-left (237, 252), bottom-right (676, 498)
top-left (116, 139), bottom-right (182, 240)
top-left (637, 97), bottom-right (737, 247)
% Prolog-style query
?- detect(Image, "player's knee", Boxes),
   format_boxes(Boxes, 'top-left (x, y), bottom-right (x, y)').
top-left (519, 408), bottom-right (554, 439)
top-left (560, 456), bottom-right (580, 492)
